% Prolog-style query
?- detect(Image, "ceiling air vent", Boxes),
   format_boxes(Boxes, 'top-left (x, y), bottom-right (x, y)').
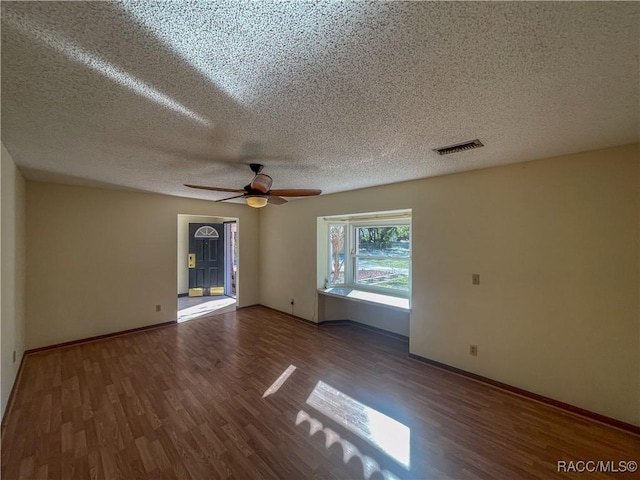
top-left (434, 139), bottom-right (484, 155)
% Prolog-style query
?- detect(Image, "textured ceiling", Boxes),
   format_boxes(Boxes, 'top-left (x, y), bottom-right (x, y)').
top-left (1, 1), bottom-right (638, 202)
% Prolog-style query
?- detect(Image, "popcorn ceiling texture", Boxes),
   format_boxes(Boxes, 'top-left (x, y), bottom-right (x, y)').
top-left (1, 1), bottom-right (638, 201)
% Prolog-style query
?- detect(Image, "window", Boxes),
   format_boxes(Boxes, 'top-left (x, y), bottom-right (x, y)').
top-left (329, 224), bottom-right (345, 284)
top-left (354, 225), bottom-right (410, 294)
top-left (194, 225), bottom-right (219, 238)
top-left (326, 214), bottom-right (411, 297)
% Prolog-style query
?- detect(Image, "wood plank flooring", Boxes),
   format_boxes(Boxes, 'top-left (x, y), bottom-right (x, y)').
top-left (2, 306), bottom-right (638, 479)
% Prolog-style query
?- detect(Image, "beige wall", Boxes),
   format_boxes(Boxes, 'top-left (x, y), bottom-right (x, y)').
top-left (26, 183), bottom-right (259, 350)
top-left (177, 214), bottom-right (234, 295)
top-left (1, 145), bottom-right (26, 418)
top-left (318, 294), bottom-right (410, 336)
top-left (259, 144), bottom-right (640, 426)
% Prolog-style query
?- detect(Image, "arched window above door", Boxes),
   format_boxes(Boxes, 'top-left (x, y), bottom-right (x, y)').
top-left (194, 226), bottom-right (219, 239)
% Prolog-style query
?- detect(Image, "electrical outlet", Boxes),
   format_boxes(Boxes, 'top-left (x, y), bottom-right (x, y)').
top-left (156, 304), bottom-right (161, 312)
top-left (13, 350), bottom-right (16, 363)
top-left (472, 274), bottom-right (480, 285)
top-left (469, 345), bottom-right (478, 356)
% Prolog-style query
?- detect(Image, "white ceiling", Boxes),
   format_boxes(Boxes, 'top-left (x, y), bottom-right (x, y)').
top-left (1, 1), bottom-right (638, 202)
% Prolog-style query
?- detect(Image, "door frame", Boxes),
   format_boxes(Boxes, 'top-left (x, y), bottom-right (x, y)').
top-left (223, 221), bottom-right (237, 298)
top-left (177, 214), bottom-right (240, 302)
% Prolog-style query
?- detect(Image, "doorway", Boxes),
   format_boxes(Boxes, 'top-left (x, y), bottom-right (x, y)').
top-left (188, 223), bottom-right (224, 296)
top-left (177, 214), bottom-right (238, 322)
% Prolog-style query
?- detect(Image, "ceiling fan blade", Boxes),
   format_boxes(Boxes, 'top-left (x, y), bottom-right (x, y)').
top-left (269, 188), bottom-right (322, 197)
top-left (215, 194), bottom-right (246, 203)
top-left (267, 195), bottom-right (288, 205)
top-left (184, 184), bottom-right (245, 193)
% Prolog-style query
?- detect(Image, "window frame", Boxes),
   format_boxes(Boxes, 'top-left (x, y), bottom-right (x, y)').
top-left (327, 222), bottom-right (347, 286)
top-left (328, 218), bottom-right (411, 298)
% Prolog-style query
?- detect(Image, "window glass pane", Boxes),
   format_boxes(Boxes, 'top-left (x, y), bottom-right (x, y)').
top-left (356, 226), bottom-right (410, 257)
top-left (329, 225), bottom-right (345, 284)
top-left (194, 225), bottom-right (219, 238)
top-left (355, 257), bottom-right (410, 292)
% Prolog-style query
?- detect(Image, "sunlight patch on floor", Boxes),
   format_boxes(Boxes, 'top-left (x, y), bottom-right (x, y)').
top-left (177, 297), bottom-right (236, 323)
top-left (263, 365), bottom-right (297, 398)
top-left (306, 381), bottom-right (410, 470)
top-left (296, 410), bottom-right (400, 480)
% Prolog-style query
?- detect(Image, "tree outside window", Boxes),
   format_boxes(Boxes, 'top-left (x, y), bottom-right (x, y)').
top-left (329, 224), bottom-right (345, 284)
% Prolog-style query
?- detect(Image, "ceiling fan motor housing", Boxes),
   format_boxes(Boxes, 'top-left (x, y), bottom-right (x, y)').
top-left (249, 163), bottom-right (264, 174)
top-left (250, 173), bottom-right (273, 193)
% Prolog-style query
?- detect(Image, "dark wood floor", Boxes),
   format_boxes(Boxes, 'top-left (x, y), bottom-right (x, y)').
top-left (2, 306), bottom-right (638, 479)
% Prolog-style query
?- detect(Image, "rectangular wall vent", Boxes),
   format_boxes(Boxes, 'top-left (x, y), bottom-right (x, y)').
top-left (434, 139), bottom-right (484, 155)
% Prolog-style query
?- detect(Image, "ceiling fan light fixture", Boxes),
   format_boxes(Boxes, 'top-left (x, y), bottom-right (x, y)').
top-left (246, 195), bottom-right (268, 208)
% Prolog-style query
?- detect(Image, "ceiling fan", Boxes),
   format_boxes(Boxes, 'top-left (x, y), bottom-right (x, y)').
top-left (185, 163), bottom-right (321, 208)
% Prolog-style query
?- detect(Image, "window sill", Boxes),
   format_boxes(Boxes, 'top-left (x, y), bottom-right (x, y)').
top-left (318, 288), bottom-right (410, 312)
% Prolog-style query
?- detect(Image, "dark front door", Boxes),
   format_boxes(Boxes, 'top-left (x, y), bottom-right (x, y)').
top-left (189, 223), bottom-right (224, 295)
